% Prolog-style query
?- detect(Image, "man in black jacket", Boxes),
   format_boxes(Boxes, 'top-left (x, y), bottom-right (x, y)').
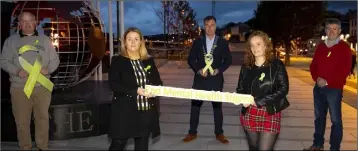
top-left (182, 16), bottom-right (232, 144)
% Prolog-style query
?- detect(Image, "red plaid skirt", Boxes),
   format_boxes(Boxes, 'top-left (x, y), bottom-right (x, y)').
top-left (240, 105), bottom-right (282, 133)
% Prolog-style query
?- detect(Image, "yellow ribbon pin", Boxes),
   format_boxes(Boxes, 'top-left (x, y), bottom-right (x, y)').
top-left (259, 73), bottom-right (265, 81)
top-left (144, 65), bottom-right (151, 72)
top-left (18, 44), bottom-right (54, 99)
top-left (202, 54), bottom-right (214, 75)
top-left (327, 51), bottom-right (331, 57)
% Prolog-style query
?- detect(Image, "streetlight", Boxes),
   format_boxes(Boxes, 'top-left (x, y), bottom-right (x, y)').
top-left (321, 36), bottom-right (328, 40)
top-left (50, 33), bottom-right (59, 47)
top-left (341, 34), bottom-right (350, 41)
top-left (345, 34), bottom-right (350, 39)
top-left (340, 34), bottom-right (344, 40)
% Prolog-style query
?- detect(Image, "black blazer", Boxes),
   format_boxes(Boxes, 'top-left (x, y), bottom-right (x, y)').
top-left (107, 55), bottom-right (163, 139)
top-left (236, 59), bottom-right (289, 115)
top-left (188, 36), bottom-right (232, 91)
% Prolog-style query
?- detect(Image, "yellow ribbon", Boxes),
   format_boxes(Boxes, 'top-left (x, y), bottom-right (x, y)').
top-left (202, 54), bottom-right (214, 75)
top-left (18, 44), bottom-right (54, 99)
top-left (144, 65), bottom-right (151, 72)
top-left (259, 73), bottom-right (265, 81)
top-left (327, 51), bottom-right (331, 57)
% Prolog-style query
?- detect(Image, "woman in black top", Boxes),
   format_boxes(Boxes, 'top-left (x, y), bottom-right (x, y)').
top-left (236, 31), bottom-right (289, 150)
top-left (108, 27), bottom-right (163, 150)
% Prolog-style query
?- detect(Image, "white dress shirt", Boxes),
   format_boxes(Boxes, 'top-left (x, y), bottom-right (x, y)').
top-left (206, 35), bottom-right (216, 54)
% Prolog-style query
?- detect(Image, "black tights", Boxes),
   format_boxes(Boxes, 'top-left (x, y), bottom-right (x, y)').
top-left (109, 135), bottom-right (149, 150)
top-left (244, 130), bottom-right (279, 151)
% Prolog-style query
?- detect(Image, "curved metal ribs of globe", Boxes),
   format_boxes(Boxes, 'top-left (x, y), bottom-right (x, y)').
top-left (11, 1), bottom-right (106, 89)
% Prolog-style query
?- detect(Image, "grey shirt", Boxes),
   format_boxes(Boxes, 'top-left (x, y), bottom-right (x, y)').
top-left (0, 34), bottom-right (60, 88)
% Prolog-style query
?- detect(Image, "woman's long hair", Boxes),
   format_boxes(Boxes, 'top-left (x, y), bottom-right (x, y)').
top-left (244, 30), bottom-right (274, 68)
top-left (120, 27), bottom-right (149, 60)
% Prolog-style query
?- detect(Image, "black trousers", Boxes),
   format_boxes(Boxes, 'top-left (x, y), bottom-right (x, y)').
top-left (109, 135), bottom-right (150, 150)
top-left (188, 100), bottom-right (224, 135)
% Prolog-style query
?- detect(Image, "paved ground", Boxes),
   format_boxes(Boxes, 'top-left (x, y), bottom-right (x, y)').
top-left (231, 51), bottom-right (245, 66)
top-left (2, 62), bottom-right (356, 150)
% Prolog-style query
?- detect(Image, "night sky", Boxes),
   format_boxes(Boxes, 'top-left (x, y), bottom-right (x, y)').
top-left (98, 1), bottom-right (357, 36)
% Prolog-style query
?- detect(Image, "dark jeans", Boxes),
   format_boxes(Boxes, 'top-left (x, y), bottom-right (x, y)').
top-left (313, 85), bottom-right (343, 150)
top-left (188, 100), bottom-right (224, 135)
top-left (109, 135), bottom-right (150, 150)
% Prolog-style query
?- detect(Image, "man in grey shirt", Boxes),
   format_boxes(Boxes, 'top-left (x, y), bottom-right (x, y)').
top-left (0, 12), bottom-right (59, 150)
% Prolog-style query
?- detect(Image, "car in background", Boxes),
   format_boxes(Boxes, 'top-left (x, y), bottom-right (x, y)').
top-left (298, 48), bottom-right (308, 55)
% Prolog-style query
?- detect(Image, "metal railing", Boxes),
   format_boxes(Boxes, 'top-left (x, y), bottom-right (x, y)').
top-left (166, 47), bottom-right (190, 68)
top-left (112, 40), bottom-right (191, 68)
top-left (147, 48), bottom-right (169, 68)
top-left (178, 48), bottom-right (189, 68)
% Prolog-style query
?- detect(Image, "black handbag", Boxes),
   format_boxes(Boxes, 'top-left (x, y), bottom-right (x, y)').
top-left (266, 64), bottom-right (290, 115)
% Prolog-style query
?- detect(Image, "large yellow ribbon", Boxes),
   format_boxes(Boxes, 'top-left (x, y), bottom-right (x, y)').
top-left (18, 45), bottom-right (54, 99)
top-left (202, 53), bottom-right (214, 75)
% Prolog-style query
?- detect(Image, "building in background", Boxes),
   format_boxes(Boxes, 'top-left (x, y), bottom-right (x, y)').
top-left (348, 10), bottom-right (357, 50)
top-left (349, 10), bottom-right (357, 37)
top-left (229, 23), bottom-right (251, 42)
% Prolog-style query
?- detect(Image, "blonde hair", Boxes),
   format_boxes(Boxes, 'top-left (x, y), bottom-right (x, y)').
top-left (120, 27), bottom-right (149, 60)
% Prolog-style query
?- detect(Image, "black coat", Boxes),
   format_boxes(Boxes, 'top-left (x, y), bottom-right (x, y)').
top-left (236, 59), bottom-right (289, 115)
top-left (108, 55), bottom-right (163, 139)
top-left (187, 36), bottom-right (232, 91)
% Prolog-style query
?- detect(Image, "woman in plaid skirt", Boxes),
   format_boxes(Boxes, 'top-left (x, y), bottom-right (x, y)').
top-left (236, 31), bottom-right (290, 150)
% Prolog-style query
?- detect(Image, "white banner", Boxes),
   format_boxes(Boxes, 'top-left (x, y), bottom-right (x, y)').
top-left (145, 85), bottom-right (255, 105)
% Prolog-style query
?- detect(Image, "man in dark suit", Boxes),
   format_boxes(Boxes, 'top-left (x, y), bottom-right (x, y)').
top-left (182, 16), bottom-right (232, 144)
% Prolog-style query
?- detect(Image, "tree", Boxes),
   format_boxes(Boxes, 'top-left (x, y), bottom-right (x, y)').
top-left (244, 17), bottom-right (257, 29)
top-left (179, 4), bottom-right (199, 40)
top-left (154, 1), bottom-right (199, 42)
top-left (325, 10), bottom-right (342, 19)
top-left (254, 1), bottom-right (326, 65)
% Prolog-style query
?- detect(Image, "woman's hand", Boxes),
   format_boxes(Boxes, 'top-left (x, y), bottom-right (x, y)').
top-left (242, 103), bottom-right (251, 108)
top-left (254, 96), bottom-right (266, 107)
top-left (137, 87), bottom-right (155, 98)
top-left (137, 87), bottom-right (146, 96)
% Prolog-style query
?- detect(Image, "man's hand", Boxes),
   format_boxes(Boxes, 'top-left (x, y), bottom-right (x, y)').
top-left (212, 69), bottom-right (219, 76)
top-left (41, 67), bottom-right (49, 75)
top-left (198, 69), bottom-right (208, 77)
top-left (317, 77), bottom-right (327, 87)
top-left (18, 69), bottom-right (28, 79)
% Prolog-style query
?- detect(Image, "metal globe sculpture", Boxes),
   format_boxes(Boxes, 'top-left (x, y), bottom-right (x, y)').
top-left (10, 1), bottom-right (106, 89)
